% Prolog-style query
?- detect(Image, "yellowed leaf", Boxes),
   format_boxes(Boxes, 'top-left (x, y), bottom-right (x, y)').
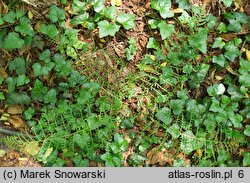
top-left (226, 66), bottom-right (239, 76)
top-left (143, 65), bottom-right (155, 73)
top-left (24, 141), bottom-right (40, 156)
top-left (18, 158), bottom-right (28, 161)
top-left (42, 147), bottom-right (53, 161)
top-left (0, 113), bottom-right (9, 121)
top-left (173, 8), bottom-right (184, 13)
top-left (246, 50), bottom-right (250, 62)
top-left (234, 0), bottom-right (244, 11)
top-left (0, 67), bottom-right (8, 78)
top-left (7, 105), bottom-right (25, 115)
top-left (215, 75), bottom-right (223, 81)
top-left (7, 115), bottom-right (27, 129)
top-left (150, 55), bottom-right (156, 60)
top-left (1, 1), bottom-right (9, 14)
top-left (111, 0), bottom-right (122, 6)
top-left (100, 38), bottom-right (106, 43)
top-left (28, 10), bottom-right (33, 19)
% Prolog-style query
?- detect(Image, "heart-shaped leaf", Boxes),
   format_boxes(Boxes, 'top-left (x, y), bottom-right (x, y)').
top-left (117, 13), bottom-right (136, 30)
top-left (151, 0), bottom-right (174, 19)
top-left (98, 20), bottom-right (120, 38)
top-left (157, 21), bottom-right (175, 40)
top-left (3, 32), bottom-right (25, 50)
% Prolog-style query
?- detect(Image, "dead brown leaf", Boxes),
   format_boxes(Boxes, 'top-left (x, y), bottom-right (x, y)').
top-left (7, 115), bottom-right (27, 129)
top-left (7, 105), bottom-right (25, 115)
top-left (0, 67), bottom-right (8, 78)
top-left (146, 148), bottom-right (175, 166)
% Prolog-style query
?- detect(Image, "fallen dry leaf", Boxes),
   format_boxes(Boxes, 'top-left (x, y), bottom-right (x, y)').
top-left (7, 151), bottom-right (20, 160)
top-left (7, 105), bottom-right (25, 115)
top-left (246, 50), bottom-right (250, 62)
top-left (0, 67), bottom-right (8, 78)
top-left (146, 148), bottom-right (175, 166)
top-left (111, 0), bottom-right (122, 6)
top-left (23, 141), bottom-right (40, 156)
top-left (7, 115), bottom-right (27, 129)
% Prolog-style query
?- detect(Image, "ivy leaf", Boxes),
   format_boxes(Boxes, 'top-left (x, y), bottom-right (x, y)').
top-left (16, 74), bottom-right (30, 87)
top-left (207, 83), bottom-right (226, 97)
top-left (70, 12), bottom-right (89, 25)
top-left (188, 28), bottom-right (207, 54)
top-left (217, 22), bottom-right (227, 33)
top-left (224, 12), bottom-right (249, 33)
top-left (32, 35), bottom-right (45, 50)
top-left (151, 0), bottom-right (174, 19)
top-left (244, 125), bottom-right (250, 137)
top-left (0, 92), bottom-right (5, 100)
top-left (167, 124), bottom-right (180, 139)
top-left (32, 62), bottom-right (55, 76)
top-left (243, 152), bottom-right (250, 166)
top-left (212, 37), bottom-right (225, 49)
top-left (212, 54), bottom-right (226, 67)
top-left (0, 15), bottom-right (4, 25)
top-left (229, 114), bottom-right (243, 128)
top-left (44, 89), bottom-right (57, 104)
top-left (227, 19), bottom-right (241, 32)
top-left (103, 6), bottom-right (116, 20)
top-left (7, 92), bottom-right (31, 105)
top-left (92, 0), bottom-right (105, 13)
top-left (48, 5), bottom-right (65, 23)
top-left (209, 99), bottom-right (222, 113)
top-left (117, 13), bottom-right (136, 30)
top-left (157, 21), bottom-right (175, 40)
top-left (221, 0), bottom-right (233, 7)
top-left (3, 10), bottom-right (16, 23)
top-left (148, 19), bottom-right (160, 29)
top-left (169, 99), bottom-right (185, 115)
top-left (155, 107), bottom-right (172, 125)
top-left (178, 11), bottom-right (191, 24)
top-left (72, 0), bottom-right (87, 13)
top-left (8, 57), bottom-right (26, 75)
top-left (53, 59), bottom-right (72, 77)
top-left (3, 32), bottom-right (25, 50)
top-left (15, 17), bottom-right (35, 37)
top-left (239, 58), bottom-right (250, 74)
top-left (39, 49), bottom-right (51, 63)
top-left (180, 130), bottom-right (203, 154)
top-left (206, 14), bottom-right (218, 29)
top-left (15, 10), bottom-right (25, 19)
top-left (6, 77), bottom-right (15, 93)
top-left (146, 37), bottom-right (159, 50)
top-left (239, 74), bottom-right (250, 87)
top-left (98, 20), bottom-right (120, 38)
top-left (224, 41), bottom-right (240, 62)
top-left (66, 47), bottom-right (77, 59)
top-left (73, 133), bottom-right (90, 149)
top-left (31, 79), bottom-right (48, 101)
top-left (188, 64), bottom-right (209, 89)
top-left (68, 70), bottom-right (86, 87)
top-left (176, 0), bottom-right (190, 9)
top-left (39, 24), bottom-right (59, 39)
top-left (125, 38), bottom-right (137, 61)
top-left (73, 155), bottom-right (89, 167)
